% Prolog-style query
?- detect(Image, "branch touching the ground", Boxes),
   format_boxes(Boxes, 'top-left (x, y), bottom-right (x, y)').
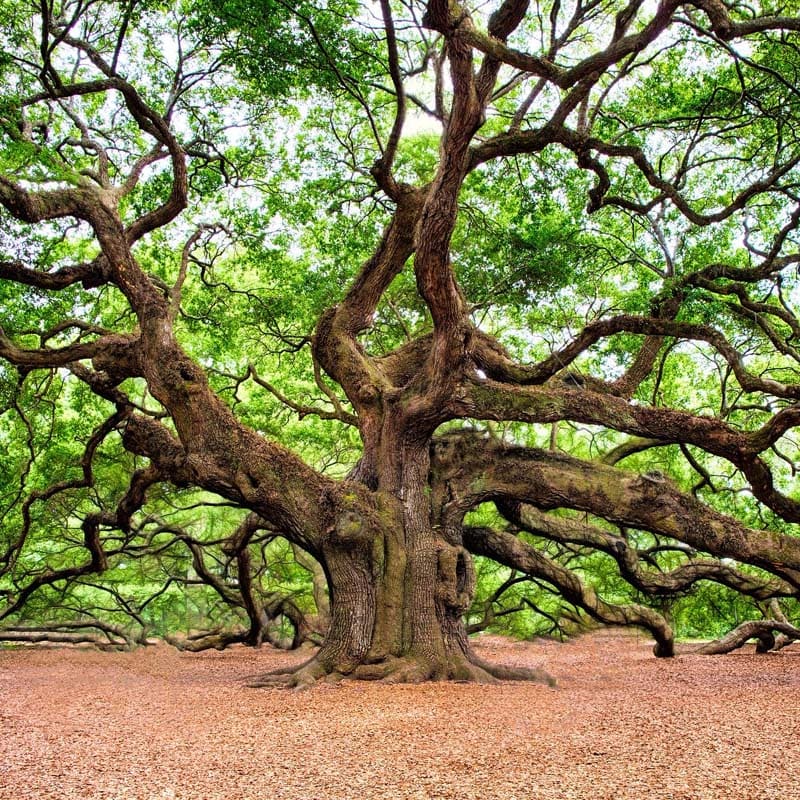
top-left (694, 619), bottom-right (800, 655)
top-left (0, 620), bottom-right (146, 650)
top-left (463, 525), bottom-right (675, 656)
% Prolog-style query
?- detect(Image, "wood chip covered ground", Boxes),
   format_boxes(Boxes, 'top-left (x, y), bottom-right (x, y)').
top-left (1, 631), bottom-right (798, 799)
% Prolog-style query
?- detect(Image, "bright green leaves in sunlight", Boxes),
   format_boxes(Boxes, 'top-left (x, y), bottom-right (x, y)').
top-left (188, 0), bottom-right (372, 99)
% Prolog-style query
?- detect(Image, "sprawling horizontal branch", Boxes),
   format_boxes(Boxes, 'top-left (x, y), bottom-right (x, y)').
top-left (503, 504), bottom-right (796, 601)
top-left (452, 377), bottom-right (800, 522)
top-left (473, 314), bottom-right (800, 400)
top-left (454, 377), bottom-right (747, 453)
top-left (119, 413), bottom-right (335, 554)
top-left (431, 433), bottom-right (800, 587)
top-left (0, 620), bottom-right (145, 650)
top-left (0, 328), bottom-right (136, 371)
top-left (0, 177), bottom-right (90, 223)
top-left (690, 0), bottom-right (800, 39)
top-left (0, 257), bottom-right (109, 290)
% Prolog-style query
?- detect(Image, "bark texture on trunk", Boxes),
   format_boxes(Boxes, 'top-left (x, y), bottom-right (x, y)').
top-left (249, 433), bottom-right (556, 686)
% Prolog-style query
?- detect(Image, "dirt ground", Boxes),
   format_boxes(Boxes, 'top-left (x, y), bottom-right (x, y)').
top-left (1, 631), bottom-right (799, 800)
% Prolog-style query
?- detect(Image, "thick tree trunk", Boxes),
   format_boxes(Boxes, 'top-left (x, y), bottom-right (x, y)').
top-left (252, 439), bottom-right (555, 687)
top-left (264, 532), bottom-right (553, 685)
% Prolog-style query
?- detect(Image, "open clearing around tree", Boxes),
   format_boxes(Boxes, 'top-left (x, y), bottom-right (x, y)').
top-left (1, 632), bottom-right (799, 800)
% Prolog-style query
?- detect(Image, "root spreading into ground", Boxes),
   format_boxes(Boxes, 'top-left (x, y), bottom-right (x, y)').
top-left (1, 631), bottom-right (798, 800)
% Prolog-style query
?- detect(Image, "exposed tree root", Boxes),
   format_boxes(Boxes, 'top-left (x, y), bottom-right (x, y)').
top-left (470, 653), bottom-right (557, 686)
top-left (350, 657), bottom-right (436, 683)
top-left (245, 651), bottom-right (556, 688)
top-left (244, 654), bottom-right (323, 688)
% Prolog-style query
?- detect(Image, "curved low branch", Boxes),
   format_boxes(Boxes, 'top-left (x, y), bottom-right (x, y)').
top-left (463, 525), bottom-right (674, 655)
top-left (694, 618), bottom-right (800, 655)
top-left (0, 408), bottom-right (133, 575)
top-left (0, 460), bottom-right (161, 621)
top-left (503, 503), bottom-right (796, 601)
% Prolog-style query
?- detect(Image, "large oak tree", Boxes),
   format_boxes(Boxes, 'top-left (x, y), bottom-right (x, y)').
top-left (2, 0), bottom-right (800, 683)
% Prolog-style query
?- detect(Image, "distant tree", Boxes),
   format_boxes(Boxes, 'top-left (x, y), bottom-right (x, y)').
top-left (2, 0), bottom-right (800, 683)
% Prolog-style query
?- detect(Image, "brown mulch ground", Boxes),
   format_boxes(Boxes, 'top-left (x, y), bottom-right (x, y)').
top-left (1, 631), bottom-right (799, 800)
